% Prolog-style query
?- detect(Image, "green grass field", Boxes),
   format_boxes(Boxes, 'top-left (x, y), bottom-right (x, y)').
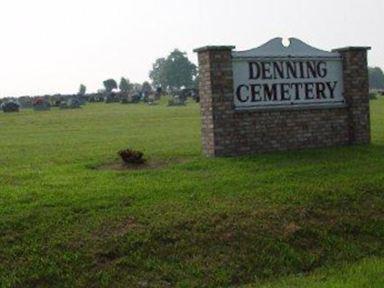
top-left (1, 98), bottom-right (384, 287)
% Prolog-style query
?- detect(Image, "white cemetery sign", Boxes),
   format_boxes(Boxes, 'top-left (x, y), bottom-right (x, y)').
top-left (232, 38), bottom-right (344, 110)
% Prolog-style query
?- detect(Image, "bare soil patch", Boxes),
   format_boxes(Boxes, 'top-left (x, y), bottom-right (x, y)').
top-left (93, 216), bottom-right (142, 240)
top-left (90, 157), bottom-right (187, 172)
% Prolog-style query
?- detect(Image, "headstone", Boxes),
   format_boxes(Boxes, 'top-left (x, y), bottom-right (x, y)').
top-left (1, 101), bottom-right (20, 113)
top-left (168, 95), bottom-right (186, 106)
top-left (104, 92), bottom-right (120, 103)
top-left (18, 97), bottom-right (33, 108)
top-left (131, 94), bottom-right (141, 103)
top-left (120, 92), bottom-right (141, 104)
top-left (60, 98), bottom-right (82, 109)
top-left (33, 97), bottom-right (51, 111)
top-left (146, 94), bottom-right (158, 105)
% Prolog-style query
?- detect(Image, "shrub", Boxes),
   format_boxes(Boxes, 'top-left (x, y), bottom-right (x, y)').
top-left (118, 149), bottom-right (146, 165)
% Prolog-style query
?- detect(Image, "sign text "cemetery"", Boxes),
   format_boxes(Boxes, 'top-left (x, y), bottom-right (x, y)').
top-left (233, 59), bottom-right (344, 109)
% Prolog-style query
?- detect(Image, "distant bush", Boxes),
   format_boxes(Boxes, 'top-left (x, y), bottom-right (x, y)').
top-left (118, 149), bottom-right (146, 165)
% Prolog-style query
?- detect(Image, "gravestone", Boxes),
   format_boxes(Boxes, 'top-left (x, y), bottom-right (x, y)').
top-left (104, 92), bottom-right (120, 103)
top-left (131, 94), bottom-right (141, 103)
top-left (121, 93), bottom-right (141, 104)
top-left (168, 95), bottom-right (186, 106)
top-left (1, 102), bottom-right (20, 113)
top-left (33, 98), bottom-right (51, 111)
top-left (155, 87), bottom-right (163, 100)
top-left (194, 38), bottom-right (371, 157)
top-left (60, 98), bottom-right (82, 109)
top-left (69, 98), bottom-right (82, 108)
top-left (146, 94), bottom-right (158, 105)
top-left (18, 97), bottom-right (33, 108)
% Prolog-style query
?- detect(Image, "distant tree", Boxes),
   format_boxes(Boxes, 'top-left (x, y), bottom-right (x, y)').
top-left (78, 84), bottom-right (87, 96)
top-left (149, 58), bottom-right (167, 88)
top-left (149, 49), bottom-right (197, 91)
top-left (142, 81), bottom-right (152, 94)
top-left (119, 77), bottom-right (132, 93)
top-left (103, 79), bottom-right (118, 93)
top-left (369, 67), bottom-right (384, 89)
top-left (165, 50), bottom-right (197, 90)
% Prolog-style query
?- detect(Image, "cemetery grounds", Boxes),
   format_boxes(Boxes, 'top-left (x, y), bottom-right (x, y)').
top-left (0, 97), bottom-right (384, 287)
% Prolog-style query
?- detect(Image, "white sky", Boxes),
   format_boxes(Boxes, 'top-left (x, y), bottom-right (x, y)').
top-left (0, 0), bottom-right (382, 97)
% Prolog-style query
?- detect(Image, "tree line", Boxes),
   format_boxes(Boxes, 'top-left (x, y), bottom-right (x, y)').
top-left (76, 53), bottom-right (384, 97)
top-left (77, 78), bottom-right (153, 97)
top-left (76, 49), bottom-right (197, 97)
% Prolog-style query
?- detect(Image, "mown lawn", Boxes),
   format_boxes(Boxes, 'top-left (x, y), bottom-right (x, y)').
top-left (0, 98), bottom-right (383, 287)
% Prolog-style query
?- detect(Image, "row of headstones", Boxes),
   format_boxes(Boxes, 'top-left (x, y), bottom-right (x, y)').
top-left (93, 89), bottom-right (199, 106)
top-left (100, 92), bottom-right (150, 104)
top-left (1, 97), bottom-right (84, 113)
top-left (1, 89), bottom-right (200, 113)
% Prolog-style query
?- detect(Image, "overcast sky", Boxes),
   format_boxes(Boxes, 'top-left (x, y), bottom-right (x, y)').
top-left (0, 0), bottom-right (382, 97)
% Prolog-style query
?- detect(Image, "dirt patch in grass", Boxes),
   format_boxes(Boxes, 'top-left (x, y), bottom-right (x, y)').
top-left (93, 216), bottom-right (144, 239)
top-left (88, 158), bottom-right (188, 172)
top-left (86, 189), bottom-right (384, 287)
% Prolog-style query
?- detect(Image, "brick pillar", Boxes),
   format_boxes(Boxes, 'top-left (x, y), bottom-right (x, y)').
top-left (194, 46), bottom-right (235, 156)
top-left (333, 47), bottom-right (371, 144)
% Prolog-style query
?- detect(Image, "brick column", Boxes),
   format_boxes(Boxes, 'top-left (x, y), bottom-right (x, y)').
top-left (194, 46), bottom-right (235, 156)
top-left (333, 47), bottom-right (371, 144)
